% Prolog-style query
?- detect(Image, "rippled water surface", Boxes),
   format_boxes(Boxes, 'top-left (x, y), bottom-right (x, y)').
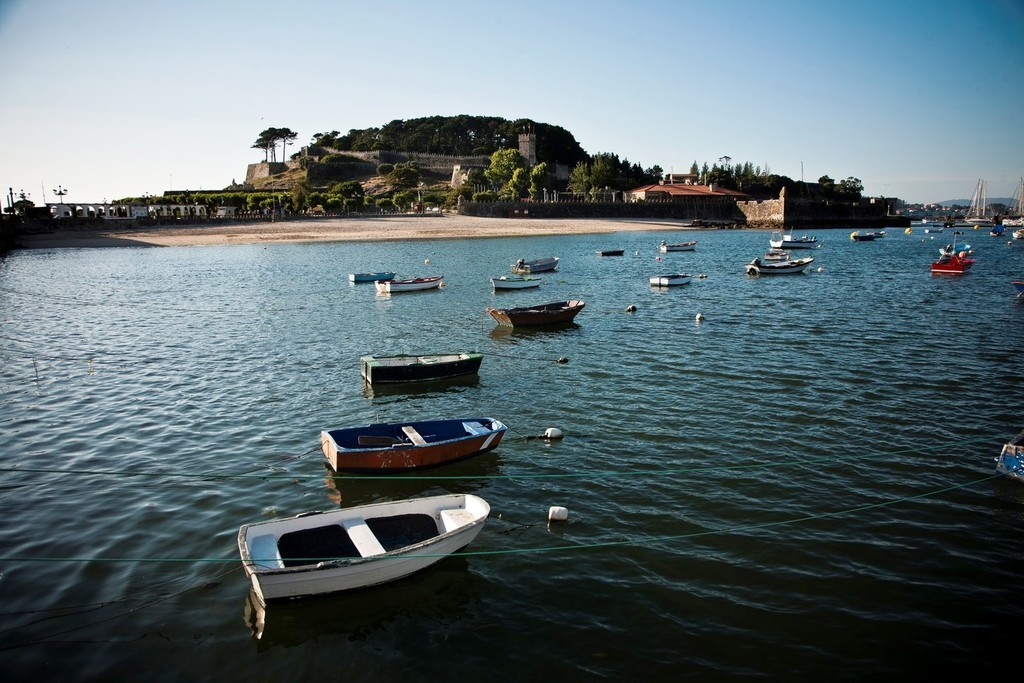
top-left (1, 226), bottom-right (1022, 680)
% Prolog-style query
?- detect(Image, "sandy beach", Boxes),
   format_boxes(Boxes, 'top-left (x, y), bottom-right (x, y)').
top-left (14, 214), bottom-right (711, 249)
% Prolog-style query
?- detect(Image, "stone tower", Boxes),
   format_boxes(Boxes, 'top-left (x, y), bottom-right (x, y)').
top-left (518, 126), bottom-right (537, 166)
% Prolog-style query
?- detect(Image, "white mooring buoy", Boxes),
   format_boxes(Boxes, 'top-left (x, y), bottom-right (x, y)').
top-left (548, 506), bottom-right (569, 522)
top-left (626, 304), bottom-right (637, 313)
top-left (695, 312), bottom-right (704, 322)
top-left (543, 427), bottom-right (564, 440)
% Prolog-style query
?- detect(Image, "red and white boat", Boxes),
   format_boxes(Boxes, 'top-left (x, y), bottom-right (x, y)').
top-left (931, 234), bottom-right (974, 275)
top-left (376, 275), bottom-right (443, 293)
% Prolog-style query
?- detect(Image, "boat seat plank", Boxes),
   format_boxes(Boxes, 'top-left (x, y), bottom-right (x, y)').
top-left (365, 513), bottom-right (440, 550)
top-left (341, 517), bottom-right (387, 557)
top-left (248, 534), bottom-right (284, 570)
top-left (358, 434), bottom-right (401, 446)
top-left (440, 508), bottom-right (475, 533)
top-left (401, 425), bottom-right (427, 446)
top-left (277, 525), bottom-right (360, 567)
top-left (462, 421), bottom-right (488, 436)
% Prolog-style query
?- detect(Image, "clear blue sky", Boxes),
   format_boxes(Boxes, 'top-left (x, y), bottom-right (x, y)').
top-left (1, 0), bottom-right (1022, 206)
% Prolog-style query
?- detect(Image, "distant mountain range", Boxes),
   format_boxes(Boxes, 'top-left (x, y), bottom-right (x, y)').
top-left (934, 197), bottom-right (1014, 206)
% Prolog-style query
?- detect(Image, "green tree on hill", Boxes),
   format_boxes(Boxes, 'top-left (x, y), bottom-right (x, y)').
top-left (485, 149), bottom-right (526, 190)
top-left (252, 127), bottom-right (298, 163)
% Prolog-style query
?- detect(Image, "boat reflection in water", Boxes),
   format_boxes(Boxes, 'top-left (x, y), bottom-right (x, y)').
top-left (321, 451), bottom-right (500, 507)
top-left (243, 558), bottom-right (483, 650)
top-left (360, 372), bottom-right (480, 399)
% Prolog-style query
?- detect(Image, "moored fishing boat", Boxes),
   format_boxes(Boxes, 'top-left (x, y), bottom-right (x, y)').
top-left (360, 352), bottom-right (482, 385)
top-left (238, 493), bottom-right (491, 605)
top-left (995, 429), bottom-right (1024, 483)
top-left (769, 230), bottom-right (818, 249)
top-left (485, 299), bottom-right (585, 327)
top-left (511, 257), bottom-right (559, 273)
top-left (763, 248), bottom-right (792, 261)
top-left (745, 256), bottom-right (814, 275)
top-left (490, 275), bottom-right (541, 290)
top-left (649, 273), bottom-right (692, 287)
top-left (375, 276), bottom-right (443, 293)
top-left (659, 240), bottom-right (697, 252)
top-left (320, 417), bottom-right (507, 472)
top-left (596, 249), bottom-right (625, 256)
top-left (850, 231), bottom-right (877, 241)
top-left (350, 272), bottom-right (396, 283)
top-left (932, 233), bottom-right (974, 275)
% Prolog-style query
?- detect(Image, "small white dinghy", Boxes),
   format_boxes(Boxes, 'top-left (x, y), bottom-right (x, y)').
top-left (649, 273), bottom-right (692, 287)
top-left (238, 493), bottom-right (490, 605)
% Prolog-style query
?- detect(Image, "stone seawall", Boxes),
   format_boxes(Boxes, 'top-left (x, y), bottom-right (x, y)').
top-left (459, 197), bottom-right (909, 227)
top-left (459, 200), bottom-right (745, 222)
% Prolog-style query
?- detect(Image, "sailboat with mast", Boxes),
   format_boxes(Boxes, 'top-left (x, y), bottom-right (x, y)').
top-left (1002, 178), bottom-right (1023, 229)
top-left (964, 178), bottom-right (993, 228)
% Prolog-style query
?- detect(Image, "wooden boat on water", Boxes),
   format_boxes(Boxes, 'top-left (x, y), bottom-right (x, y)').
top-left (850, 231), bottom-right (877, 241)
top-left (511, 257), bottom-right (559, 274)
top-left (769, 231), bottom-right (818, 249)
top-left (932, 233), bottom-right (974, 275)
top-left (375, 276), bottom-right (443, 293)
top-left (596, 249), bottom-right (625, 256)
top-left (763, 248), bottom-right (792, 261)
top-left (490, 275), bottom-right (541, 290)
top-left (350, 272), bottom-right (396, 283)
top-left (320, 417), bottom-right (507, 472)
top-left (745, 256), bottom-right (814, 275)
top-left (650, 273), bottom-right (692, 287)
top-left (659, 240), bottom-right (697, 252)
top-left (995, 429), bottom-right (1024, 483)
top-left (485, 300), bottom-right (585, 327)
top-left (360, 352), bottom-right (482, 385)
top-left (238, 493), bottom-right (490, 605)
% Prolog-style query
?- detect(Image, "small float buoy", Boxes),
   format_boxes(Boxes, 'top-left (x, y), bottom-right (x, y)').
top-left (695, 312), bottom-right (704, 322)
top-left (656, 256), bottom-right (662, 261)
top-left (626, 304), bottom-right (637, 313)
top-left (548, 506), bottom-right (569, 522)
top-left (556, 357), bottom-right (569, 364)
top-left (905, 227), bottom-right (912, 234)
top-left (697, 273), bottom-right (708, 279)
top-left (635, 250), bottom-right (640, 255)
top-left (543, 427), bottom-right (564, 440)
top-left (817, 266), bottom-right (825, 272)
top-left (424, 258), bottom-right (430, 264)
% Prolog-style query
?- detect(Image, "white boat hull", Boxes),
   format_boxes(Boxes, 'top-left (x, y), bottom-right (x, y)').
top-left (650, 274), bottom-right (692, 287)
top-left (491, 276), bottom-right (541, 290)
top-left (659, 242), bottom-right (696, 252)
top-left (239, 493), bottom-right (489, 605)
top-left (746, 257), bottom-right (814, 275)
top-left (376, 276), bottom-right (443, 293)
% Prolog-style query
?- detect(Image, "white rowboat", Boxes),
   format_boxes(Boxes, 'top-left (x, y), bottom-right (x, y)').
top-left (238, 493), bottom-right (490, 605)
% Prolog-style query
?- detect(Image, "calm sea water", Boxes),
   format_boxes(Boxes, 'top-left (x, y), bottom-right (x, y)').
top-left (1, 225), bottom-right (1022, 681)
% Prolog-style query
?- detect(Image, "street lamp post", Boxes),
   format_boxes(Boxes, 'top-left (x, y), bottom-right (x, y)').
top-left (53, 186), bottom-right (68, 217)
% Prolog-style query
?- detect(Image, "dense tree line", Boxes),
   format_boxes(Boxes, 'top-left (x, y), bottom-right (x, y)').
top-left (310, 116), bottom-right (590, 168)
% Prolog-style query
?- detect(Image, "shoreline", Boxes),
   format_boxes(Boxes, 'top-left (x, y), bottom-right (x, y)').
top-left (13, 214), bottom-right (723, 249)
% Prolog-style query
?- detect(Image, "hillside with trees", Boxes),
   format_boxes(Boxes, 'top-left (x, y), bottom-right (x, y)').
top-left (108, 115), bottom-right (865, 215)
